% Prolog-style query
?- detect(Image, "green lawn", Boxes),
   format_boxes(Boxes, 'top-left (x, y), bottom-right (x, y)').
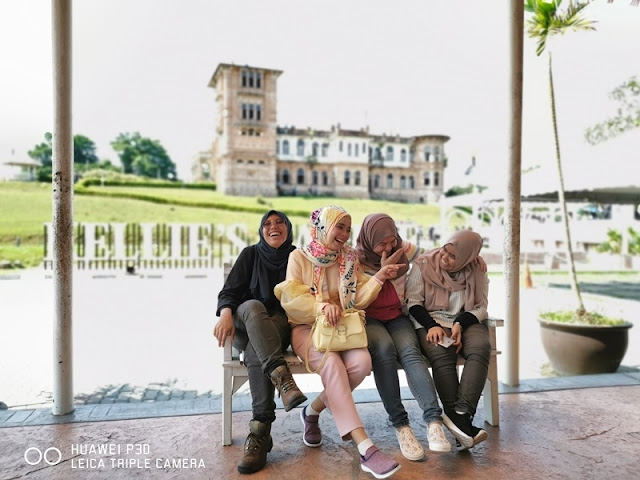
top-left (0, 181), bottom-right (444, 267)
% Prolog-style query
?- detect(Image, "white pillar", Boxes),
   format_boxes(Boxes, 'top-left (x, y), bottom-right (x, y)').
top-left (503, 0), bottom-right (524, 386)
top-left (52, 0), bottom-right (74, 415)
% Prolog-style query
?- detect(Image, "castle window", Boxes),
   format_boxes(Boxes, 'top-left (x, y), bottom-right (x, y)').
top-left (434, 172), bottom-right (440, 186)
top-left (283, 140), bottom-right (290, 155)
top-left (424, 146), bottom-right (431, 162)
top-left (276, 140), bottom-right (280, 154)
top-left (410, 150), bottom-right (414, 163)
top-left (248, 160), bottom-right (254, 164)
top-left (355, 144), bottom-right (359, 156)
top-left (297, 139), bottom-right (305, 156)
top-left (344, 170), bottom-right (351, 185)
top-left (237, 159), bottom-right (243, 164)
top-left (242, 104), bottom-right (247, 119)
top-left (386, 146), bottom-right (394, 162)
top-left (312, 171), bottom-right (318, 185)
top-left (423, 172), bottom-right (430, 186)
top-left (256, 105), bottom-right (261, 121)
top-left (409, 176), bottom-right (415, 189)
top-left (387, 174), bottom-right (393, 189)
top-left (282, 169), bottom-right (290, 184)
top-left (355, 171), bottom-right (361, 186)
top-left (312, 142), bottom-right (319, 157)
top-left (362, 142), bottom-right (367, 153)
top-left (374, 174), bottom-right (380, 189)
top-left (241, 71), bottom-right (247, 87)
top-left (339, 141), bottom-right (343, 152)
top-left (322, 143), bottom-right (329, 156)
top-left (255, 72), bottom-right (262, 88)
top-left (400, 175), bottom-right (406, 189)
top-left (347, 143), bottom-right (352, 156)
top-left (322, 171), bottom-right (328, 186)
top-left (434, 146), bottom-right (441, 162)
top-left (259, 160), bottom-right (265, 165)
top-left (248, 71), bottom-right (254, 88)
top-left (375, 147), bottom-right (382, 161)
top-left (297, 168), bottom-right (305, 185)
top-left (401, 149), bottom-right (407, 162)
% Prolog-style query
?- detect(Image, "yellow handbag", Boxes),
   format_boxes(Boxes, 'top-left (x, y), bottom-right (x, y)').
top-left (304, 308), bottom-right (368, 373)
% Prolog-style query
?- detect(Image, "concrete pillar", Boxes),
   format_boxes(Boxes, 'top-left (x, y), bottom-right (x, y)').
top-left (503, 0), bottom-right (524, 386)
top-left (52, 0), bottom-right (74, 415)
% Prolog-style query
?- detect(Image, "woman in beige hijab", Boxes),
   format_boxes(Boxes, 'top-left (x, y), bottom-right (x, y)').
top-left (405, 230), bottom-right (491, 451)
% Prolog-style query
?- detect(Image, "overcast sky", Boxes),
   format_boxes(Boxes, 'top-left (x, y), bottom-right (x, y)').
top-left (1, 0), bottom-right (638, 190)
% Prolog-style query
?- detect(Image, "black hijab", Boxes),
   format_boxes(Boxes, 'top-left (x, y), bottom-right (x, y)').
top-left (249, 210), bottom-right (295, 307)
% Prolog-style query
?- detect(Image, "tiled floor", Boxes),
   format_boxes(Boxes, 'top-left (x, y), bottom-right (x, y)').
top-left (2, 384), bottom-right (640, 480)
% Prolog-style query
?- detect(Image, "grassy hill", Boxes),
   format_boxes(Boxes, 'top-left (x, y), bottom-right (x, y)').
top-left (0, 181), bottom-right (445, 267)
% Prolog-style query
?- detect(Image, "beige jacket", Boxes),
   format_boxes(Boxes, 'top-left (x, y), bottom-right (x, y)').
top-left (274, 249), bottom-right (383, 325)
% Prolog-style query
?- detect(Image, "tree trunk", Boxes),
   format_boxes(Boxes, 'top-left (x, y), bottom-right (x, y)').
top-left (548, 52), bottom-right (586, 315)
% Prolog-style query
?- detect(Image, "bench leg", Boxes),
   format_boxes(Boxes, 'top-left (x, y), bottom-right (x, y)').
top-left (483, 354), bottom-right (500, 426)
top-left (222, 367), bottom-right (233, 446)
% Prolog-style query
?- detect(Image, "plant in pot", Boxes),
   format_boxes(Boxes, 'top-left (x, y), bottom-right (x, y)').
top-left (525, 0), bottom-right (636, 376)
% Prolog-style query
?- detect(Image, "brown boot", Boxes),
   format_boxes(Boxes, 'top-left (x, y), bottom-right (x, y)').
top-left (269, 364), bottom-right (307, 412)
top-left (237, 420), bottom-right (273, 474)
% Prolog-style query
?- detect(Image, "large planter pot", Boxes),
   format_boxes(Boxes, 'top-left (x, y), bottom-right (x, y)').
top-left (539, 319), bottom-right (633, 376)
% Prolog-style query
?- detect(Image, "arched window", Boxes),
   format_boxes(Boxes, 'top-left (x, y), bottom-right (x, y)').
top-left (375, 147), bottom-right (382, 161)
top-left (387, 174), bottom-right (393, 189)
top-left (400, 175), bottom-right (407, 189)
top-left (374, 174), bottom-right (380, 189)
top-left (423, 172), bottom-right (430, 186)
top-left (282, 169), bottom-right (290, 184)
top-left (434, 172), bottom-right (440, 186)
top-left (344, 170), bottom-right (351, 185)
top-left (282, 140), bottom-right (290, 155)
top-left (322, 171), bottom-right (328, 186)
top-left (297, 168), bottom-right (305, 185)
top-left (312, 171), bottom-right (318, 185)
top-left (400, 149), bottom-right (406, 162)
top-left (297, 139), bottom-right (305, 156)
top-left (355, 171), bottom-right (361, 186)
top-left (424, 146), bottom-right (431, 162)
top-left (409, 176), bottom-right (415, 189)
top-left (386, 146), bottom-right (394, 162)
top-left (312, 142), bottom-right (319, 157)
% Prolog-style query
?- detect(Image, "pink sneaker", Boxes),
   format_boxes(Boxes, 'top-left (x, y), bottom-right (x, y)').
top-left (300, 406), bottom-right (322, 447)
top-left (360, 446), bottom-right (401, 479)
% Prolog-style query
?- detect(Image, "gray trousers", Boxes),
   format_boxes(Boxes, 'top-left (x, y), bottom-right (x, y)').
top-left (233, 299), bottom-right (291, 424)
top-left (419, 322), bottom-right (491, 417)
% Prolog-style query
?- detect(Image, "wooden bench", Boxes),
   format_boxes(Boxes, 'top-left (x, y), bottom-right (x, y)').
top-left (222, 318), bottom-right (503, 446)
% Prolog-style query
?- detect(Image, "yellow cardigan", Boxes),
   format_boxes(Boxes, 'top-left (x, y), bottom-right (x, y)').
top-left (274, 249), bottom-right (383, 325)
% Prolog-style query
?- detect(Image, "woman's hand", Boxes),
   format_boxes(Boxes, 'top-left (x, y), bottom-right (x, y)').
top-left (213, 308), bottom-right (236, 348)
top-left (374, 263), bottom-right (407, 281)
top-left (451, 323), bottom-right (463, 353)
top-left (380, 249), bottom-right (404, 268)
top-left (323, 303), bottom-right (343, 327)
top-left (474, 255), bottom-right (487, 273)
top-left (426, 326), bottom-right (446, 345)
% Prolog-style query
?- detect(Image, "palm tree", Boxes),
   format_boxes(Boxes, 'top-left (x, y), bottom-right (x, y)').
top-left (524, 0), bottom-right (598, 316)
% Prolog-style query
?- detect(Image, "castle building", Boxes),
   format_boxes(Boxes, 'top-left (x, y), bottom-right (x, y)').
top-left (193, 63), bottom-right (449, 203)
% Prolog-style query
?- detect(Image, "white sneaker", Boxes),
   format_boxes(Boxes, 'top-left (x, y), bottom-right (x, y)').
top-left (427, 422), bottom-right (452, 452)
top-left (395, 426), bottom-right (424, 461)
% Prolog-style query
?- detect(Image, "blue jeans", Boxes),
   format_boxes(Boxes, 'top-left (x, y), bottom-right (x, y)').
top-left (419, 322), bottom-right (491, 417)
top-left (233, 299), bottom-right (291, 424)
top-left (366, 316), bottom-right (442, 427)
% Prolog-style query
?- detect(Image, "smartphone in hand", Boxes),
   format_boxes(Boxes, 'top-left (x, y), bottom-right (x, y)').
top-left (438, 335), bottom-right (455, 348)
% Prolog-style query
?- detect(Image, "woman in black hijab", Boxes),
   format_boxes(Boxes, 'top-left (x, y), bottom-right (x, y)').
top-left (214, 210), bottom-right (306, 474)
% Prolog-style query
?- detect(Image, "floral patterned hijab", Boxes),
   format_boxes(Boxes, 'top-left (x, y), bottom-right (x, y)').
top-left (301, 205), bottom-right (359, 309)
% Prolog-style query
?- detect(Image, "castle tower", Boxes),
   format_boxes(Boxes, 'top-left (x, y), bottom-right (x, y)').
top-left (208, 64), bottom-right (282, 196)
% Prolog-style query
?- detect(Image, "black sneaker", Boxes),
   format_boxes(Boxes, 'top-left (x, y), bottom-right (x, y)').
top-left (471, 425), bottom-right (488, 447)
top-left (442, 412), bottom-right (474, 449)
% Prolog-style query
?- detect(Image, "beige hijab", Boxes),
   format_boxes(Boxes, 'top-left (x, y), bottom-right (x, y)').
top-left (416, 230), bottom-right (485, 311)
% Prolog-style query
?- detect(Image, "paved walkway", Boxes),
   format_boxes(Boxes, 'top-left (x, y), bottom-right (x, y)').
top-left (1, 266), bottom-right (639, 410)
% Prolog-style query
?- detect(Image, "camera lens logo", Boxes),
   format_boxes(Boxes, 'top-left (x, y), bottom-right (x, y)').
top-left (24, 447), bottom-right (62, 466)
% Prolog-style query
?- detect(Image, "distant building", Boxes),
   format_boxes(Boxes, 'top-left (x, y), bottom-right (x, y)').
top-left (194, 63), bottom-right (449, 203)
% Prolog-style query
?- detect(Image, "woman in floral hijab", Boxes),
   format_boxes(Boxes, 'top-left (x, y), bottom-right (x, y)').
top-left (275, 206), bottom-right (404, 479)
